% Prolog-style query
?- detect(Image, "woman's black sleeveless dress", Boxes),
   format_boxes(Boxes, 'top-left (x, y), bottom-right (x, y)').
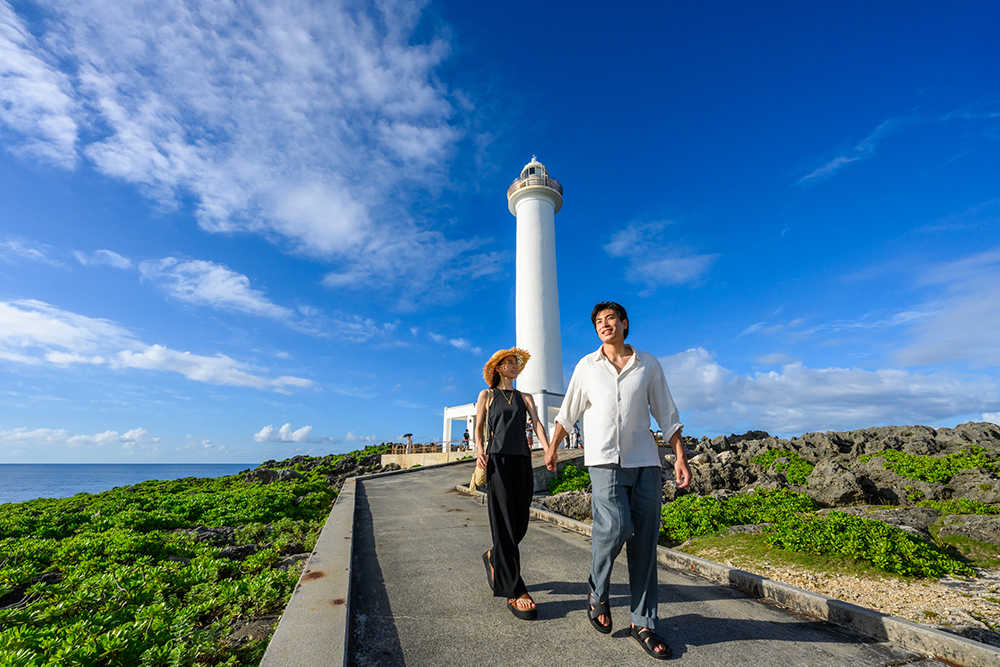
top-left (486, 388), bottom-right (532, 599)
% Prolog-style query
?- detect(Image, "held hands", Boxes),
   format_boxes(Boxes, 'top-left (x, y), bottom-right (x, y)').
top-left (544, 446), bottom-right (558, 472)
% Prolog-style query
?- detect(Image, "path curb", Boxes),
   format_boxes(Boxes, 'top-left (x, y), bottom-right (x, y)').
top-left (260, 460), bottom-right (473, 666)
top-left (456, 484), bottom-right (1000, 667)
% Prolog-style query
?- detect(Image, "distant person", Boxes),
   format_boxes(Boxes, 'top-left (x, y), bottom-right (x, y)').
top-left (545, 301), bottom-right (689, 659)
top-left (462, 429), bottom-right (470, 450)
top-left (475, 347), bottom-right (550, 620)
top-left (573, 423), bottom-right (582, 449)
top-left (526, 418), bottom-right (534, 449)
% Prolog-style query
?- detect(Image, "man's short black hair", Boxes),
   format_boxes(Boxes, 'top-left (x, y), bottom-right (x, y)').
top-left (591, 301), bottom-right (629, 339)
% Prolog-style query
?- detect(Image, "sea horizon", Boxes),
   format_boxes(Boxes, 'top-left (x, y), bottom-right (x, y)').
top-left (0, 463), bottom-right (259, 506)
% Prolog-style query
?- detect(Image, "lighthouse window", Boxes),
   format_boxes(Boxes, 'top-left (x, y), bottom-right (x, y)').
top-left (528, 167), bottom-right (536, 174)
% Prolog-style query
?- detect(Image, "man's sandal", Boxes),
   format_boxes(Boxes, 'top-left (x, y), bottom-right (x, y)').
top-left (630, 625), bottom-right (672, 660)
top-left (507, 594), bottom-right (537, 620)
top-left (482, 550), bottom-right (493, 592)
top-left (587, 592), bottom-right (612, 634)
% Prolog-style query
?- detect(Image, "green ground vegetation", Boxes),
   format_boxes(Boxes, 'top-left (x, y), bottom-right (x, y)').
top-left (678, 533), bottom-right (916, 582)
top-left (548, 462), bottom-right (590, 494)
top-left (0, 445), bottom-right (386, 667)
top-left (859, 446), bottom-right (999, 484)
top-left (917, 498), bottom-right (1000, 516)
top-left (661, 488), bottom-right (975, 578)
top-left (750, 449), bottom-right (815, 485)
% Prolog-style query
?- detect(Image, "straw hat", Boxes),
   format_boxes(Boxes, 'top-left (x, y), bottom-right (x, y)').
top-left (483, 347), bottom-right (530, 386)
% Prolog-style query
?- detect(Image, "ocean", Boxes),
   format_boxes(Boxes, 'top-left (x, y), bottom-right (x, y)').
top-left (0, 464), bottom-right (257, 505)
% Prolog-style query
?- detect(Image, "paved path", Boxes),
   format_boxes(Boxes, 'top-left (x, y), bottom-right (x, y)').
top-left (348, 462), bottom-right (946, 666)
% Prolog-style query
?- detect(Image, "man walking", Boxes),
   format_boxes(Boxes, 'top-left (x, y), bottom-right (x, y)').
top-left (545, 301), bottom-right (689, 659)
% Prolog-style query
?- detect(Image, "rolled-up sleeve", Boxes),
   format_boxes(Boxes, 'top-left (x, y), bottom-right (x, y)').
top-left (555, 360), bottom-right (589, 432)
top-left (647, 356), bottom-right (682, 441)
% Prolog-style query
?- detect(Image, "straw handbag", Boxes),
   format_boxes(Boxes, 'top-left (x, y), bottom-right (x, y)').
top-left (470, 390), bottom-right (493, 489)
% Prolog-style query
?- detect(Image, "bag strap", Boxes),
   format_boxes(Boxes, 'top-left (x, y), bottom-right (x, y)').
top-left (481, 388), bottom-right (494, 449)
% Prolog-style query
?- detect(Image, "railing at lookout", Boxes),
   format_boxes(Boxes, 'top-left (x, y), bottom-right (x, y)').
top-left (388, 440), bottom-right (473, 455)
top-left (507, 174), bottom-right (563, 198)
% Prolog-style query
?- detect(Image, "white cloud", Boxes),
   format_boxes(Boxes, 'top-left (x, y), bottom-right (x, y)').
top-left (0, 299), bottom-right (312, 391)
top-left (0, 425), bottom-right (157, 452)
top-left (0, 2), bottom-right (78, 166)
top-left (73, 249), bottom-right (133, 269)
top-left (605, 221), bottom-right (717, 291)
top-left (983, 412), bottom-right (1000, 425)
top-left (896, 248), bottom-right (1000, 368)
top-left (253, 424), bottom-right (375, 444)
top-left (344, 431), bottom-right (378, 443)
top-left (113, 345), bottom-right (313, 392)
top-left (797, 118), bottom-right (907, 185)
top-left (428, 332), bottom-right (482, 355)
top-left (0, 298), bottom-right (140, 353)
top-left (140, 257), bottom-right (293, 319)
top-left (0, 0), bottom-right (497, 302)
top-left (755, 353), bottom-right (795, 365)
top-left (660, 347), bottom-right (999, 436)
top-left (254, 423), bottom-right (314, 443)
top-left (0, 239), bottom-right (64, 266)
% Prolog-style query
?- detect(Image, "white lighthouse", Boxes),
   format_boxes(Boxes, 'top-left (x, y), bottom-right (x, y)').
top-left (440, 156), bottom-right (565, 447)
top-left (507, 156), bottom-right (564, 432)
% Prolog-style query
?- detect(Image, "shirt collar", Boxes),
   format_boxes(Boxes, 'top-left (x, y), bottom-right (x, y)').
top-left (594, 345), bottom-right (640, 363)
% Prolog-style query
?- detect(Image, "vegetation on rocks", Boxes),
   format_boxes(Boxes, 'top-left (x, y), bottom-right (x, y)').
top-left (750, 449), bottom-right (815, 485)
top-left (859, 446), bottom-right (999, 484)
top-left (0, 444), bottom-right (388, 667)
top-left (548, 462), bottom-right (590, 494)
top-left (917, 498), bottom-right (1000, 516)
top-left (661, 488), bottom-right (975, 578)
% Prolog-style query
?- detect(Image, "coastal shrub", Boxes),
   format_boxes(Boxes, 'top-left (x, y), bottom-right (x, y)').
top-left (765, 511), bottom-right (974, 578)
top-left (916, 498), bottom-right (1000, 516)
top-left (859, 446), bottom-right (998, 484)
top-left (750, 449), bottom-right (814, 485)
top-left (0, 446), bottom-right (370, 666)
top-left (548, 462), bottom-right (590, 494)
top-left (661, 488), bottom-right (819, 543)
top-left (661, 488), bottom-right (972, 578)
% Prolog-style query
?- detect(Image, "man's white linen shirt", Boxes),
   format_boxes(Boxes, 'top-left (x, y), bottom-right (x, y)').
top-left (555, 346), bottom-right (682, 468)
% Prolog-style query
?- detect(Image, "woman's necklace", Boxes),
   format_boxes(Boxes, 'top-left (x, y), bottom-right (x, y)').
top-left (499, 388), bottom-right (514, 405)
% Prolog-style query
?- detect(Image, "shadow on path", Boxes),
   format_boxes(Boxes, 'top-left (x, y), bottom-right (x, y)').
top-left (347, 482), bottom-right (406, 667)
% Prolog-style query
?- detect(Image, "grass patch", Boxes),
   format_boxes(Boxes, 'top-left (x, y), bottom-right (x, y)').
top-left (859, 446), bottom-right (998, 484)
top-left (677, 533), bottom-right (913, 582)
top-left (933, 535), bottom-right (1000, 569)
top-left (750, 449), bottom-right (814, 485)
top-left (548, 462), bottom-right (590, 494)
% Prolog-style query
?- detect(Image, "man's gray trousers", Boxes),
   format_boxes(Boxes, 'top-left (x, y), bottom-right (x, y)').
top-left (588, 463), bottom-right (661, 629)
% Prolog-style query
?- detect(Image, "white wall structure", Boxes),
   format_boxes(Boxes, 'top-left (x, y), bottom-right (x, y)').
top-left (507, 157), bottom-right (565, 435)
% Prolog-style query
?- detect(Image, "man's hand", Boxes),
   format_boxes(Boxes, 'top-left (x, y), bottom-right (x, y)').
top-left (545, 447), bottom-right (558, 472)
top-left (674, 458), bottom-right (691, 489)
top-left (669, 429), bottom-right (690, 489)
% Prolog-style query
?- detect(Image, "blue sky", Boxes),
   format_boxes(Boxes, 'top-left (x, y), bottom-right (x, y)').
top-left (1, 0), bottom-right (998, 463)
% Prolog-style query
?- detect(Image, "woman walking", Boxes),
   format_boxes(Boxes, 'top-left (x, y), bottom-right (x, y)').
top-left (476, 348), bottom-right (550, 619)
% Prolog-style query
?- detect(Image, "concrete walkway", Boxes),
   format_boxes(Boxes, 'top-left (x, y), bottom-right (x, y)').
top-left (347, 462), bottom-right (947, 666)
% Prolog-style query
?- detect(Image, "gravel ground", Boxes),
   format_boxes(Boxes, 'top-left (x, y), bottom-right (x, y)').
top-left (692, 547), bottom-right (1000, 647)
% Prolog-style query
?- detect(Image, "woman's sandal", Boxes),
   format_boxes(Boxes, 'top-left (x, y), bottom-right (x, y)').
top-left (587, 592), bottom-right (612, 634)
top-left (482, 550), bottom-right (493, 592)
top-left (630, 625), bottom-right (672, 660)
top-left (507, 594), bottom-right (537, 620)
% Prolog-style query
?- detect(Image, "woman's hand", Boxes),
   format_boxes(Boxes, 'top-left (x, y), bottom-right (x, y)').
top-left (544, 446), bottom-right (558, 472)
top-left (477, 447), bottom-right (489, 470)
